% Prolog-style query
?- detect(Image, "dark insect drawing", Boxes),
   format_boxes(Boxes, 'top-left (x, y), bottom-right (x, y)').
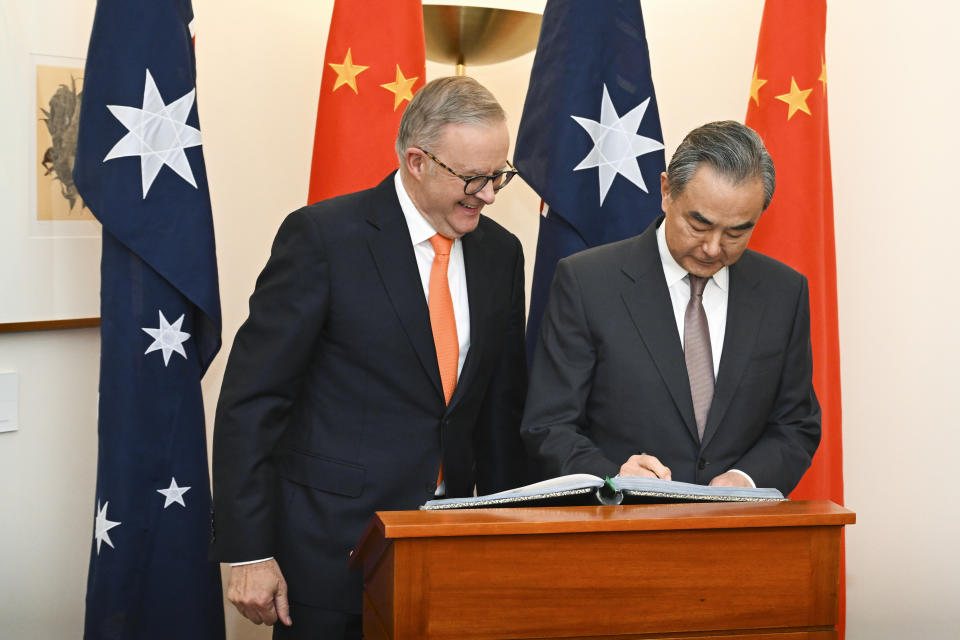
top-left (40, 74), bottom-right (86, 212)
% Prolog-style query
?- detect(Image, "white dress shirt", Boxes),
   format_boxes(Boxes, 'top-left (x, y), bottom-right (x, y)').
top-left (395, 172), bottom-right (471, 378)
top-left (656, 222), bottom-right (727, 377)
top-left (655, 222), bottom-right (754, 487)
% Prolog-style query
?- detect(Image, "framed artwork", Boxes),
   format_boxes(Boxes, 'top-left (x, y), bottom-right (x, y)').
top-left (0, 55), bottom-right (101, 332)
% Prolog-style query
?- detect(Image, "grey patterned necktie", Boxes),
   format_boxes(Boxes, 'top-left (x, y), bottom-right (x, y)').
top-left (684, 275), bottom-right (714, 440)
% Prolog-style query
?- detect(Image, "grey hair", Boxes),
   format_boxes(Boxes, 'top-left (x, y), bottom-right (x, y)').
top-left (666, 121), bottom-right (776, 210)
top-left (395, 76), bottom-right (506, 159)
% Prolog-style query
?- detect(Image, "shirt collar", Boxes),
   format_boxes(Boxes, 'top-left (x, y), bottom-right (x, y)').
top-left (656, 219), bottom-right (729, 291)
top-left (394, 171), bottom-right (439, 246)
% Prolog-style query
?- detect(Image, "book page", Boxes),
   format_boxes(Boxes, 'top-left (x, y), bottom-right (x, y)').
top-left (422, 474), bottom-right (604, 509)
top-left (486, 473), bottom-right (603, 498)
top-left (613, 476), bottom-right (784, 501)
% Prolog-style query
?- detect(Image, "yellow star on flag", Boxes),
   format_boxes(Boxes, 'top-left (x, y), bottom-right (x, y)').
top-left (818, 56), bottom-right (828, 94)
top-left (775, 76), bottom-right (813, 120)
top-left (380, 65), bottom-right (418, 111)
top-left (329, 48), bottom-right (369, 94)
top-left (750, 64), bottom-right (767, 106)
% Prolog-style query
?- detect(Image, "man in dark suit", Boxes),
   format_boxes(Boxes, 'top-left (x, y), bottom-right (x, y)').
top-left (211, 76), bottom-right (529, 639)
top-left (521, 121), bottom-right (820, 495)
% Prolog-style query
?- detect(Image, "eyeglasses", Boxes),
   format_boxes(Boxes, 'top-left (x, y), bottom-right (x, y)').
top-left (417, 148), bottom-right (518, 195)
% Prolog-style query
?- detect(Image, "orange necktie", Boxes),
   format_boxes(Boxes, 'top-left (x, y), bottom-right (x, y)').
top-left (428, 234), bottom-right (458, 405)
top-left (429, 234), bottom-right (457, 489)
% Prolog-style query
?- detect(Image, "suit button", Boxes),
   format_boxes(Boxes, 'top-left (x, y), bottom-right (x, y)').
top-left (698, 458), bottom-right (708, 470)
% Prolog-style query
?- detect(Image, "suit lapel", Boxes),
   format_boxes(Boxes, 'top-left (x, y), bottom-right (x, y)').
top-left (364, 176), bottom-right (444, 400)
top-left (701, 252), bottom-right (765, 448)
top-left (448, 224), bottom-right (488, 410)
top-left (619, 225), bottom-right (700, 442)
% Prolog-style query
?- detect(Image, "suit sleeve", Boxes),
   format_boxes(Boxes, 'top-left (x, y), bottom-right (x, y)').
top-left (210, 209), bottom-right (329, 562)
top-left (473, 236), bottom-right (530, 494)
top-left (729, 275), bottom-right (822, 494)
top-left (520, 259), bottom-right (621, 479)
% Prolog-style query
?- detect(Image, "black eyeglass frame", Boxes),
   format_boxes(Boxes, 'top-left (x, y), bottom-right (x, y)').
top-left (417, 147), bottom-right (518, 195)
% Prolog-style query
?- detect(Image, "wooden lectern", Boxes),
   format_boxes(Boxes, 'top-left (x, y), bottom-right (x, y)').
top-left (350, 500), bottom-right (854, 640)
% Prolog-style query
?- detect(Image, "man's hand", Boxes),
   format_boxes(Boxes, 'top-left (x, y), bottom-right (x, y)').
top-left (227, 559), bottom-right (292, 627)
top-left (619, 454), bottom-right (671, 480)
top-left (709, 471), bottom-right (753, 488)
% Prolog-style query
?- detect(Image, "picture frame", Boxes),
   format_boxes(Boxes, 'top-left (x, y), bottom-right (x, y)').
top-left (0, 55), bottom-right (101, 332)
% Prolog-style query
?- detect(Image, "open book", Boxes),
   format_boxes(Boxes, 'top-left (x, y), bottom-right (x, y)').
top-left (422, 474), bottom-right (785, 510)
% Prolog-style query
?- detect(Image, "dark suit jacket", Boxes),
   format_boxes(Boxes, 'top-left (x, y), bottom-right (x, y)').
top-left (211, 174), bottom-right (528, 612)
top-left (521, 219), bottom-right (820, 494)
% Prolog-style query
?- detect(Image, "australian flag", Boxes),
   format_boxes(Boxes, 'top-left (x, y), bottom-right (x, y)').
top-left (514, 0), bottom-right (666, 363)
top-left (73, 1), bottom-right (224, 638)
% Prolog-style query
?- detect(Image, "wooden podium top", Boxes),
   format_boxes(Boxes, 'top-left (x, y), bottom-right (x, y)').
top-left (352, 500), bottom-right (853, 567)
top-left (352, 500), bottom-right (854, 639)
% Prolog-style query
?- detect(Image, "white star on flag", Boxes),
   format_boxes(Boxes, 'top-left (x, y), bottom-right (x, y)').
top-left (142, 310), bottom-right (191, 366)
top-left (103, 69), bottom-right (203, 198)
top-left (157, 477), bottom-right (191, 508)
top-left (571, 84), bottom-right (664, 205)
top-left (94, 500), bottom-right (121, 554)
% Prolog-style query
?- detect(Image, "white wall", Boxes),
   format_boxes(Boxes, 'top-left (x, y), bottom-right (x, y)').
top-left (830, 4), bottom-right (960, 636)
top-left (0, 0), bottom-right (102, 637)
top-left (1, 1), bottom-right (958, 639)
top-left (0, 329), bottom-right (100, 638)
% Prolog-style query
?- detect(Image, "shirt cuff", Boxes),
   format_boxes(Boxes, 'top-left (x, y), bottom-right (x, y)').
top-left (726, 469), bottom-right (756, 487)
top-left (230, 557), bottom-right (273, 567)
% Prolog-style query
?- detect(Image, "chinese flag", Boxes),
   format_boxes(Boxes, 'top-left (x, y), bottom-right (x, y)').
top-left (745, 1), bottom-right (845, 635)
top-left (307, 0), bottom-right (425, 203)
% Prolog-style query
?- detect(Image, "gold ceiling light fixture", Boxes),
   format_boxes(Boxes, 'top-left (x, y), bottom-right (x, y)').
top-left (422, 4), bottom-right (543, 76)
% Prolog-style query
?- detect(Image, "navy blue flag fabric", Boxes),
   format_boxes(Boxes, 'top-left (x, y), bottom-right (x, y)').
top-left (514, 0), bottom-right (666, 363)
top-left (73, 1), bottom-right (224, 638)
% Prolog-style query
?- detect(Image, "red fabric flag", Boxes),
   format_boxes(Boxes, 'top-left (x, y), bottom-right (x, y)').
top-left (307, 0), bottom-right (425, 203)
top-left (745, 1), bottom-right (845, 635)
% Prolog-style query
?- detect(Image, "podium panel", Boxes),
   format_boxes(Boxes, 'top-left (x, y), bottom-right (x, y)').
top-left (352, 501), bottom-right (854, 640)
